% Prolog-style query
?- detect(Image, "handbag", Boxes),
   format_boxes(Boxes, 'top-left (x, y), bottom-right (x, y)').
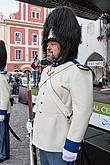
top-left (31, 63), bottom-right (36, 70)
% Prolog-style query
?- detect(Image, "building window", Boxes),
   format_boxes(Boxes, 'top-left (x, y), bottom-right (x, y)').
top-left (15, 32), bottom-right (22, 42)
top-left (32, 51), bottom-right (38, 59)
top-left (32, 34), bottom-right (38, 45)
top-left (15, 50), bottom-right (22, 60)
top-left (32, 11), bottom-right (36, 18)
top-left (31, 11), bottom-right (40, 19)
top-left (36, 12), bottom-right (40, 19)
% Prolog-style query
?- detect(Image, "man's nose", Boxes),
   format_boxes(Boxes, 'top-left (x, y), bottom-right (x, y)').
top-left (47, 44), bottom-right (51, 50)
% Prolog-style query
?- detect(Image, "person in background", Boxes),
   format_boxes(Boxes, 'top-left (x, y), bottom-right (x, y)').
top-left (27, 6), bottom-right (93, 165)
top-left (0, 40), bottom-right (11, 162)
top-left (8, 73), bottom-right (13, 83)
top-left (31, 53), bottom-right (40, 87)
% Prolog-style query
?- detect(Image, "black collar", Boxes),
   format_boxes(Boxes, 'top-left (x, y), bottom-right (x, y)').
top-left (52, 60), bottom-right (63, 67)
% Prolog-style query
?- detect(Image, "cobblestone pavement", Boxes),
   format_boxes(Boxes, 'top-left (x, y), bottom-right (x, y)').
top-left (1, 103), bottom-right (40, 165)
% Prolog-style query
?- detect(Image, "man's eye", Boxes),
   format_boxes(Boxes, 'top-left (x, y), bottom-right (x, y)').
top-left (47, 42), bottom-right (57, 46)
top-left (51, 43), bottom-right (56, 46)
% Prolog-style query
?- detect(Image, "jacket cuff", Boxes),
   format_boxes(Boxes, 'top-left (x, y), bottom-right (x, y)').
top-left (64, 139), bottom-right (81, 153)
top-left (0, 109), bottom-right (7, 115)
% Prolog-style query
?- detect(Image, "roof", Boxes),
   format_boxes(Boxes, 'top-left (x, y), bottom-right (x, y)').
top-left (17, 0), bottom-right (110, 20)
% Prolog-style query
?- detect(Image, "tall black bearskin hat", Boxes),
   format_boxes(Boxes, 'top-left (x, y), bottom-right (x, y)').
top-left (0, 40), bottom-right (7, 70)
top-left (42, 6), bottom-right (81, 63)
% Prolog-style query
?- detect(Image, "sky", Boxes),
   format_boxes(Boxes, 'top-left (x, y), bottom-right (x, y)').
top-left (0, 0), bottom-right (19, 19)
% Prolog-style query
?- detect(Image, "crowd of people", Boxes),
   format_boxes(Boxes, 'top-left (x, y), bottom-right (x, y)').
top-left (8, 73), bottom-right (22, 95)
top-left (7, 55), bottom-right (48, 95)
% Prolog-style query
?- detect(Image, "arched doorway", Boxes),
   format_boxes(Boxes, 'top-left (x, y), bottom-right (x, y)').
top-left (85, 52), bottom-right (105, 84)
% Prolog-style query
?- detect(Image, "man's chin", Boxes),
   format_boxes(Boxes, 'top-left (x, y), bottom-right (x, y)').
top-left (47, 58), bottom-right (53, 63)
top-left (47, 55), bottom-right (55, 63)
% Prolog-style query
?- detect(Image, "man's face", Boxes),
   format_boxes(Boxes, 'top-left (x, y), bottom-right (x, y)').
top-left (47, 41), bottom-right (61, 62)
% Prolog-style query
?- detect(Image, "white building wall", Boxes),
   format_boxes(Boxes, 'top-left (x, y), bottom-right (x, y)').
top-left (0, 22), bottom-right (5, 40)
top-left (77, 17), bottom-right (106, 64)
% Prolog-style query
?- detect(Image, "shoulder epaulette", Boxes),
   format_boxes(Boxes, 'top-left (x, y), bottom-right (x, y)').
top-left (0, 71), bottom-right (7, 74)
top-left (77, 64), bottom-right (92, 71)
top-left (72, 59), bottom-right (91, 71)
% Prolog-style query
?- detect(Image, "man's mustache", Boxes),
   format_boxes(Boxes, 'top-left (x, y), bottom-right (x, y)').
top-left (46, 52), bottom-right (56, 62)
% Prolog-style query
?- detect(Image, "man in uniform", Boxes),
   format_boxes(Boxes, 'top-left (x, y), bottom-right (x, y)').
top-left (28, 6), bottom-right (93, 165)
top-left (0, 40), bottom-right (11, 162)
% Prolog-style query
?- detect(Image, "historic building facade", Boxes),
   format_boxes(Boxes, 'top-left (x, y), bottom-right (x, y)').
top-left (78, 17), bottom-right (110, 83)
top-left (0, 2), bottom-right (49, 72)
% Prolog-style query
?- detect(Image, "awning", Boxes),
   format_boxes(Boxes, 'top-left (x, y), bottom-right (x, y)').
top-left (16, 0), bottom-right (110, 20)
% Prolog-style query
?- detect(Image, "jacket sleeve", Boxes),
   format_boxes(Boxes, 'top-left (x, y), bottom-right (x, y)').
top-left (64, 69), bottom-right (93, 152)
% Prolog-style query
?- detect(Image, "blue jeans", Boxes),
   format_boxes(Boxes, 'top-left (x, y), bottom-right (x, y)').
top-left (39, 149), bottom-right (75, 165)
top-left (0, 114), bottom-right (10, 162)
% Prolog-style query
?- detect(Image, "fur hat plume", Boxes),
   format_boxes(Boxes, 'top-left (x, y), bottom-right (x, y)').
top-left (42, 6), bottom-right (81, 62)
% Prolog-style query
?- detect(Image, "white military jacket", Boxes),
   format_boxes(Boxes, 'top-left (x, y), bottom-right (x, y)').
top-left (0, 73), bottom-right (11, 113)
top-left (33, 61), bottom-right (93, 152)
